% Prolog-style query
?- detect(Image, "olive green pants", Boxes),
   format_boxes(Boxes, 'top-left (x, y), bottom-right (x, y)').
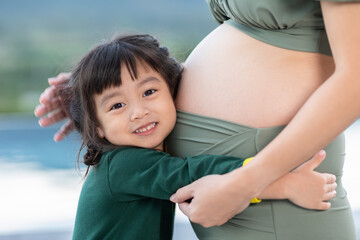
top-left (167, 110), bottom-right (356, 240)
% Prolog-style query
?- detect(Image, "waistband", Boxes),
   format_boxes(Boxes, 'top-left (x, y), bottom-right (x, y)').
top-left (167, 110), bottom-right (285, 158)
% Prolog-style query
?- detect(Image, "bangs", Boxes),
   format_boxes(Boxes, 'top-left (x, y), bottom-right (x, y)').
top-left (84, 41), bottom-right (161, 97)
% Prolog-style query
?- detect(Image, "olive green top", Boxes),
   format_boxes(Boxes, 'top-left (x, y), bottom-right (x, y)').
top-left (167, 110), bottom-right (357, 239)
top-left (72, 146), bottom-right (246, 240)
top-left (207, 0), bottom-right (360, 56)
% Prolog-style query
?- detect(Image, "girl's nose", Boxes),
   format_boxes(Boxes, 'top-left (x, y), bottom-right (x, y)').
top-left (130, 105), bottom-right (150, 121)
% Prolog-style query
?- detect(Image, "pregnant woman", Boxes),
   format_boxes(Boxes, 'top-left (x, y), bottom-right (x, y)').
top-left (35, 0), bottom-right (359, 239)
top-left (167, 1), bottom-right (358, 239)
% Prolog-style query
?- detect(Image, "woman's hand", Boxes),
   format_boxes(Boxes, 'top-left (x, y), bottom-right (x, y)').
top-left (284, 150), bottom-right (337, 210)
top-left (170, 168), bottom-right (258, 227)
top-left (34, 72), bottom-right (74, 141)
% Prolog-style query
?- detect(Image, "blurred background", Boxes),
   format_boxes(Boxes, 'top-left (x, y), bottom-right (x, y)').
top-left (0, 1), bottom-right (358, 239)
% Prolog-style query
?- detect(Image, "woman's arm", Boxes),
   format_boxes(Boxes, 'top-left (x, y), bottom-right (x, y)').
top-left (171, 1), bottom-right (360, 227)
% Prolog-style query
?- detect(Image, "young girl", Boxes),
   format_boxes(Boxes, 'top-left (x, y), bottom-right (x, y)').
top-left (67, 34), bottom-right (336, 240)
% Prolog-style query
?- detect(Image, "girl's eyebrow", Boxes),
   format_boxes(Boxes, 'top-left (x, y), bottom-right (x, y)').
top-left (99, 77), bottom-right (161, 107)
top-left (99, 91), bottom-right (122, 108)
top-left (136, 76), bottom-right (160, 87)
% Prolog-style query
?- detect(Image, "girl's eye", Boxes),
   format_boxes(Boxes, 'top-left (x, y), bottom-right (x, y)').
top-left (110, 103), bottom-right (125, 111)
top-left (143, 89), bottom-right (156, 97)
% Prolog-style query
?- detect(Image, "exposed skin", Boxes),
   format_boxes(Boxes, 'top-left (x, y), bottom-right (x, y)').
top-left (34, 72), bottom-right (73, 142)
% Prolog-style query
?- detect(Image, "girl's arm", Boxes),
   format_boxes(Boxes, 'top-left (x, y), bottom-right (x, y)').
top-left (105, 147), bottom-right (335, 210)
top-left (105, 146), bottom-right (335, 211)
top-left (105, 147), bottom-right (246, 201)
top-left (171, 1), bottom-right (360, 227)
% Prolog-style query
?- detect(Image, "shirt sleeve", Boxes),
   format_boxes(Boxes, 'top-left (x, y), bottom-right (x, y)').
top-left (106, 147), bottom-right (245, 201)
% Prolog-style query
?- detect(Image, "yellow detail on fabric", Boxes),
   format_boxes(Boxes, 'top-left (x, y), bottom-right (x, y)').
top-left (243, 157), bottom-right (262, 204)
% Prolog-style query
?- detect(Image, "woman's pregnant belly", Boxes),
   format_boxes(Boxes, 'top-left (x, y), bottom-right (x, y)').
top-left (175, 23), bottom-right (335, 128)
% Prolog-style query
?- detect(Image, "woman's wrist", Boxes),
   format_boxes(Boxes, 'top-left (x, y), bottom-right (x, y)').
top-left (225, 164), bottom-right (265, 202)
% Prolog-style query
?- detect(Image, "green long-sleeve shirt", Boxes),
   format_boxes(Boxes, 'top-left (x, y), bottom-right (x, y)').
top-left (72, 146), bottom-right (246, 240)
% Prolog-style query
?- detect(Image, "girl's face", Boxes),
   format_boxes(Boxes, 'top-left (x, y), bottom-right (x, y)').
top-left (94, 63), bottom-right (176, 151)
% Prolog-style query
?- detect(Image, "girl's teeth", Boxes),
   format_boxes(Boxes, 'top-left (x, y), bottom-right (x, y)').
top-left (135, 123), bottom-right (156, 133)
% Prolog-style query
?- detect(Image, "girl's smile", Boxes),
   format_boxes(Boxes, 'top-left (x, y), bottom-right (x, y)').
top-left (133, 122), bottom-right (158, 135)
top-left (94, 63), bottom-right (177, 151)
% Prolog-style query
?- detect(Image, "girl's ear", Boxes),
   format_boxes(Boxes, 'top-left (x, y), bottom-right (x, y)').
top-left (97, 127), bottom-right (105, 138)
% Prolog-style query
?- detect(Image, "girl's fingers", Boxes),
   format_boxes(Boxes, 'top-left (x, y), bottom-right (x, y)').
top-left (307, 150), bottom-right (326, 170)
top-left (325, 182), bottom-right (337, 193)
top-left (296, 150), bottom-right (326, 171)
top-left (323, 191), bottom-right (337, 201)
top-left (318, 201), bottom-right (331, 210)
top-left (324, 173), bottom-right (336, 184)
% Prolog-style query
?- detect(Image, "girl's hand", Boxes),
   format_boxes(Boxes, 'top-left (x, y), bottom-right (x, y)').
top-left (285, 150), bottom-right (337, 210)
top-left (34, 72), bottom-right (74, 142)
top-left (170, 150), bottom-right (336, 228)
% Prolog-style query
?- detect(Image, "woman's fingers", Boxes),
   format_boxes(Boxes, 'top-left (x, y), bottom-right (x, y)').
top-left (35, 97), bottom-right (62, 118)
top-left (177, 202), bottom-right (191, 217)
top-left (54, 120), bottom-right (74, 142)
top-left (34, 104), bottom-right (48, 118)
top-left (35, 72), bottom-right (73, 142)
top-left (170, 185), bottom-right (194, 204)
top-left (38, 109), bottom-right (67, 127)
top-left (36, 86), bottom-right (62, 118)
top-left (39, 86), bottom-right (57, 105)
top-left (170, 185), bottom-right (194, 218)
top-left (36, 72), bottom-right (71, 116)
top-left (48, 72), bottom-right (71, 86)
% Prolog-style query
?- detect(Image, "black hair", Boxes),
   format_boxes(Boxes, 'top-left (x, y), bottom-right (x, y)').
top-left (67, 34), bottom-right (183, 176)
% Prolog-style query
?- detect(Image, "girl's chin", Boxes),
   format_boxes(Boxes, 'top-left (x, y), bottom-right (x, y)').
top-left (128, 141), bottom-right (164, 151)
top-left (150, 143), bottom-right (164, 151)
top-left (148, 142), bottom-right (164, 151)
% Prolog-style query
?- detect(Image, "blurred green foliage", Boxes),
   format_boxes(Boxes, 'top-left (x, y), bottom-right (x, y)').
top-left (0, 0), bottom-right (217, 113)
